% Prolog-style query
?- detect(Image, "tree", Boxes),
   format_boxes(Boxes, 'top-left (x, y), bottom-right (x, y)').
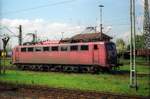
top-left (116, 38), bottom-right (126, 57)
top-left (135, 34), bottom-right (145, 49)
top-left (127, 34), bottom-right (145, 50)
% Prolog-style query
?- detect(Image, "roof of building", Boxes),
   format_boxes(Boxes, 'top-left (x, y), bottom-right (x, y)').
top-left (71, 32), bottom-right (112, 40)
top-left (61, 32), bottom-right (112, 43)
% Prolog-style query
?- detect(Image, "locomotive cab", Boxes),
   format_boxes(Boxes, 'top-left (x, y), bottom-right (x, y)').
top-left (106, 42), bottom-right (118, 68)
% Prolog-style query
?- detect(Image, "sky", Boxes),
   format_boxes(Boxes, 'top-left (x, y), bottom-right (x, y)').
top-left (0, 0), bottom-right (148, 49)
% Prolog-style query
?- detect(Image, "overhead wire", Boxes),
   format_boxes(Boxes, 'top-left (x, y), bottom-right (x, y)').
top-left (0, 26), bottom-right (18, 37)
top-left (2, 0), bottom-right (77, 15)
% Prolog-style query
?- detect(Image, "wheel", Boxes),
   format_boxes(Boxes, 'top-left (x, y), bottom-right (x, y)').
top-left (91, 66), bottom-right (99, 74)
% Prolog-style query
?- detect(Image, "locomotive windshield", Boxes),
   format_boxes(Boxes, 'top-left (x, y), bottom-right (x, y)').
top-left (106, 42), bottom-right (117, 66)
top-left (106, 43), bottom-right (116, 51)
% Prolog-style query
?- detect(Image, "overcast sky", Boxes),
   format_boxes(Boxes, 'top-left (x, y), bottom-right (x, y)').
top-left (0, 0), bottom-right (148, 49)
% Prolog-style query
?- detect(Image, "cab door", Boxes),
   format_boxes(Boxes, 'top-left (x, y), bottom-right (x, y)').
top-left (15, 47), bottom-right (19, 63)
top-left (93, 44), bottom-right (99, 64)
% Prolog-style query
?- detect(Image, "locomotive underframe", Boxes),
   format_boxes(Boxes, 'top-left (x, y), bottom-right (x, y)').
top-left (15, 63), bottom-right (112, 73)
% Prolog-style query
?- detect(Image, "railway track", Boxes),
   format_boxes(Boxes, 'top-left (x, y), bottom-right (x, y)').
top-left (0, 82), bottom-right (149, 99)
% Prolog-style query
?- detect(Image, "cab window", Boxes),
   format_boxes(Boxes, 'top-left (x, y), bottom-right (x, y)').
top-left (107, 43), bottom-right (115, 50)
top-left (94, 45), bottom-right (98, 50)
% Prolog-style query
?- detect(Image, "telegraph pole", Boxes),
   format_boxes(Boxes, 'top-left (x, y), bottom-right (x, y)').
top-left (130, 0), bottom-right (137, 89)
top-left (19, 25), bottom-right (22, 45)
top-left (143, 0), bottom-right (150, 64)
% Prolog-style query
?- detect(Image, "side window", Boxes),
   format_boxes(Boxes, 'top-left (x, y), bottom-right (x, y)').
top-left (43, 47), bottom-right (49, 51)
top-left (70, 45), bottom-right (78, 51)
top-left (61, 46), bottom-right (68, 51)
top-left (94, 44), bottom-right (98, 50)
top-left (81, 45), bottom-right (89, 51)
top-left (21, 48), bottom-right (26, 52)
top-left (35, 47), bottom-right (42, 52)
top-left (28, 47), bottom-right (34, 52)
top-left (51, 46), bottom-right (58, 51)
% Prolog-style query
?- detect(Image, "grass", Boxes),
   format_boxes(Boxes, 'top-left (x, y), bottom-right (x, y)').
top-left (0, 57), bottom-right (13, 67)
top-left (119, 57), bottom-right (149, 74)
top-left (120, 64), bottom-right (149, 74)
top-left (119, 57), bottom-right (149, 65)
top-left (0, 70), bottom-right (149, 96)
top-left (0, 57), bottom-right (149, 96)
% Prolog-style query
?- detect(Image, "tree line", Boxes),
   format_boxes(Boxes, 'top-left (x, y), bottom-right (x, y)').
top-left (116, 34), bottom-right (145, 58)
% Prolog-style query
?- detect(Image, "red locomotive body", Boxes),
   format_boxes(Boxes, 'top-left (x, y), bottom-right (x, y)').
top-left (12, 41), bottom-right (118, 72)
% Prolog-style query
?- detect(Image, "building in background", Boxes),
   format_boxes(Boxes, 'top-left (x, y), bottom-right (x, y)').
top-left (61, 32), bottom-right (112, 43)
top-left (61, 27), bottom-right (112, 43)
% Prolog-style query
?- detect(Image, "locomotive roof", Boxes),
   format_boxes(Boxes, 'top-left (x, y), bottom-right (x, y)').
top-left (16, 41), bottom-right (112, 48)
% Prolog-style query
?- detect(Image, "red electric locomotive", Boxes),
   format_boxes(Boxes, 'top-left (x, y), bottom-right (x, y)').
top-left (12, 41), bottom-right (118, 73)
